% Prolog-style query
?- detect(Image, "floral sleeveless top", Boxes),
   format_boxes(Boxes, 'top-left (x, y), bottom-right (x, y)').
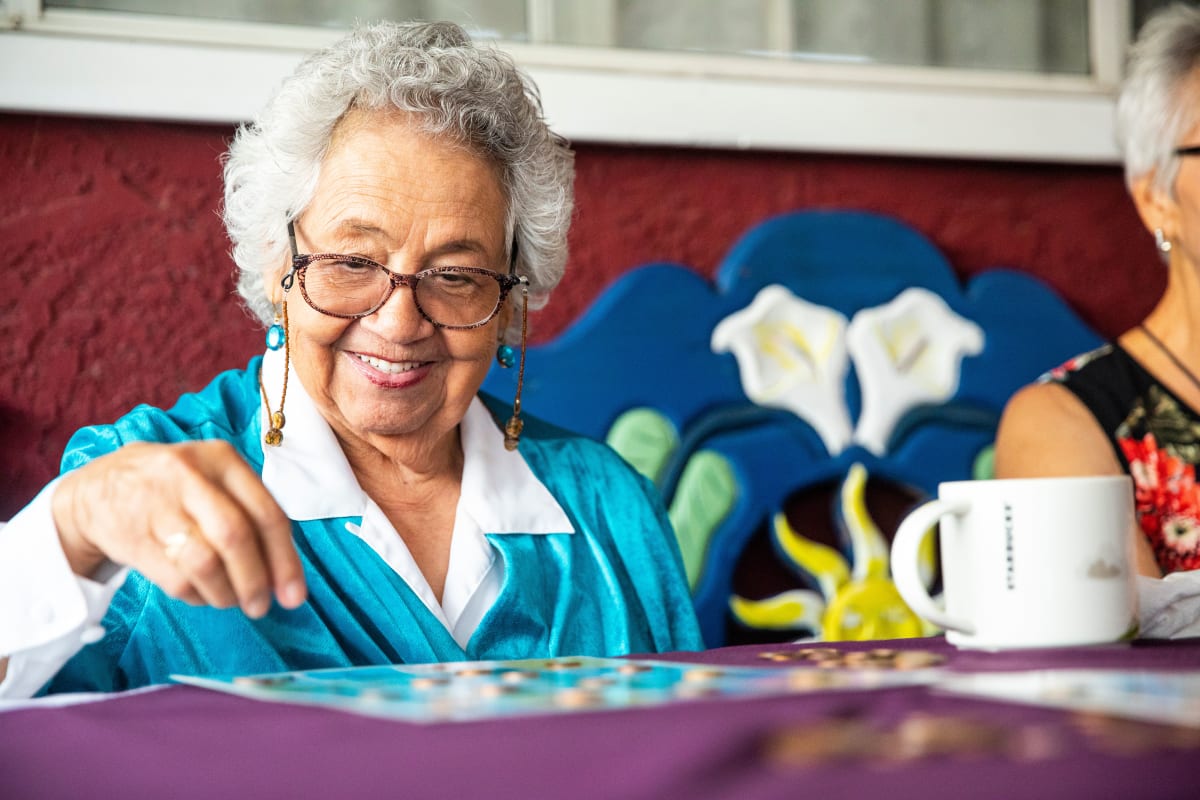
top-left (1043, 343), bottom-right (1200, 574)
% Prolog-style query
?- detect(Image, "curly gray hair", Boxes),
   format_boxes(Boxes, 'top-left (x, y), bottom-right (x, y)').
top-left (1116, 2), bottom-right (1200, 196)
top-left (222, 20), bottom-right (575, 343)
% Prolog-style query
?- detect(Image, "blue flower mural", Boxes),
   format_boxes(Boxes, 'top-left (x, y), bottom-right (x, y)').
top-left (484, 210), bottom-right (1101, 647)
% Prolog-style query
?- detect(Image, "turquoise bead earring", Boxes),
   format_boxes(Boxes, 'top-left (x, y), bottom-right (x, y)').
top-left (266, 307), bottom-right (287, 351)
top-left (258, 301), bottom-right (290, 447)
top-left (502, 280), bottom-right (529, 450)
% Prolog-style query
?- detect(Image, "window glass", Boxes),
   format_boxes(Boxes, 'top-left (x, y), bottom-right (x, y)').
top-left (49, 0), bottom-right (1098, 75)
top-left (46, 0), bottom-right (528, 39)
top-left (548, 0), bottom-right (1091, 75)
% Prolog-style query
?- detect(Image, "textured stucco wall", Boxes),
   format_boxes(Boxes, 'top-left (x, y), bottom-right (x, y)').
top-left (0, 113), bottom-right (1161, 518)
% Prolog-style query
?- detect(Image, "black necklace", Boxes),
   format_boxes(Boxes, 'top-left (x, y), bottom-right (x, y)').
top-left (1138, 323), bottom-right (1200, 394)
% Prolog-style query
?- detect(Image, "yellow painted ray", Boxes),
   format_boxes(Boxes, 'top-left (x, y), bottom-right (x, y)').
top-left (729, 589), bottom-right (826, 632)
top-left (770, 512), bottom-right (849, 601)
top-left (837, 463), bottom-right (889, 581)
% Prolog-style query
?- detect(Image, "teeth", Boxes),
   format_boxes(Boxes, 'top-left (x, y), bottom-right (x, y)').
top-left (356, 353), bottom-right (421, 375)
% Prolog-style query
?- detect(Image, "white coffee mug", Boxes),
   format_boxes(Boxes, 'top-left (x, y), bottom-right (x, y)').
top-left (891, 475), bottom-right (1138, 650)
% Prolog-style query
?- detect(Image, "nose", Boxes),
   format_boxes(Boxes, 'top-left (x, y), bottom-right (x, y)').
top-left (360, 276), bottom-right (434, 340)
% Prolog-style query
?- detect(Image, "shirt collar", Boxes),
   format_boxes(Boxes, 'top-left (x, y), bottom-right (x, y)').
top-left (258, 347), bottom-right (574, 535)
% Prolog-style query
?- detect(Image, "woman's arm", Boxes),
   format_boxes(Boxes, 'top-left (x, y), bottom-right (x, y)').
top-left (994, 382), bottom-right (1124, 478)
top-left (0, 481), bottom-right (130, 697)
top-left (994, 382), bottom-right (1162, 577)
top-left (0, 439), bottom-right (312, 698)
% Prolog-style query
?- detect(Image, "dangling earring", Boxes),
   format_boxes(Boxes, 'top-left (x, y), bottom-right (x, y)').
top-left (496, 343), bottom-right (516, 368)
top-left (1155, 227), bottom-right (1173, 255)
top-left (259, 300), bottom-right (290, 447)
top-left (266, 308), bottom-right (287, 351)
top-left (503, 279), bottom-right (530, 451)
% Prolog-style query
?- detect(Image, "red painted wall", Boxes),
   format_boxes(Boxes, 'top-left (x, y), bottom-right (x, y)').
top-left (0, 113), bottom-right (1162, 518)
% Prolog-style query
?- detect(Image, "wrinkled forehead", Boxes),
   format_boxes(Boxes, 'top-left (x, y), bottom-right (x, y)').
top-left (327, 106), bottom-right (501, 176)
top-left (315, 107), bottom-right (511, 237)
top-left (296, 110), bottom-right (508, 263)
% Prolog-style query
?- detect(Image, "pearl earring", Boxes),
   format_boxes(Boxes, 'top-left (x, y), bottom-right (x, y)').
top-left (1155, 227), bottom-right (1173, 255)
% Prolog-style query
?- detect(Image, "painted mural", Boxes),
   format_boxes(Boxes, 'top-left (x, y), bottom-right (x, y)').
top-left (483, 210), bottom-right (1102, 647)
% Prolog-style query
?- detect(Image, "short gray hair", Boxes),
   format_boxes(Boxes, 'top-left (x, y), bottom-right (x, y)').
top-left (1116, 2), bottom-right (1200, 195)
top-left (222, 20), bottom-right (575, 342)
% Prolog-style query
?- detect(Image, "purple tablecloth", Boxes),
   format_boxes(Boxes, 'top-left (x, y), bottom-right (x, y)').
top-left (3, 636), bottom-right (1199, 800)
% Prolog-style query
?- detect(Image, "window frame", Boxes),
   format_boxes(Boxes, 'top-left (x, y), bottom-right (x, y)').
top-left (0, 0), bottom-right (1130, 163)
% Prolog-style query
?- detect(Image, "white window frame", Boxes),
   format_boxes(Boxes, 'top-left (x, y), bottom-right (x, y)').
top-left (0, 0), bottom-right (1129, 164)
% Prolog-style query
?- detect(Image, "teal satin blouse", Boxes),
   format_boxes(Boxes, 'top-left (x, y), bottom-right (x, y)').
top-left (41, 358), bottom-right (703, 693)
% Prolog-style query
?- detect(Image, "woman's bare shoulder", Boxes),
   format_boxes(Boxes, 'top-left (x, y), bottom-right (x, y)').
top-left (993, 381), bottom-right (1123, 478)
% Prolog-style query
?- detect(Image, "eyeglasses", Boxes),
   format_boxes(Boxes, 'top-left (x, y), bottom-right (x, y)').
top-left (283, 221), bottom-right (525, 329)
top-left (1176, 146), bottom-right (1200, 157)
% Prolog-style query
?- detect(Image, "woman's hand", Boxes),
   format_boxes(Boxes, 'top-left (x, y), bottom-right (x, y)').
top-left (50, 440), bottom-right (307, 617)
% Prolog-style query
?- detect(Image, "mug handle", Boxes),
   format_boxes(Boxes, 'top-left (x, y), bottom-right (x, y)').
top-left (891, 499), bottom-right (975, 635)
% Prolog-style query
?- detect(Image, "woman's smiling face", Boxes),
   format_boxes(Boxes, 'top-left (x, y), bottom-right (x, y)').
top-left (279, 110), bottom-right (510, 451)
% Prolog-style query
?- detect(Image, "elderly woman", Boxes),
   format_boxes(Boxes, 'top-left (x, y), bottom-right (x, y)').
top-left (0, 21), bottom-right (701, 697)
top-left (995, 3), bottom-right (1200, 580)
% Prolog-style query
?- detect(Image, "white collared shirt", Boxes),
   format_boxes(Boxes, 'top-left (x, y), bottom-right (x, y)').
top-left (257, 346), bottom-right (573, 644)
top-left (0, 349), bottom-right (573, 698)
